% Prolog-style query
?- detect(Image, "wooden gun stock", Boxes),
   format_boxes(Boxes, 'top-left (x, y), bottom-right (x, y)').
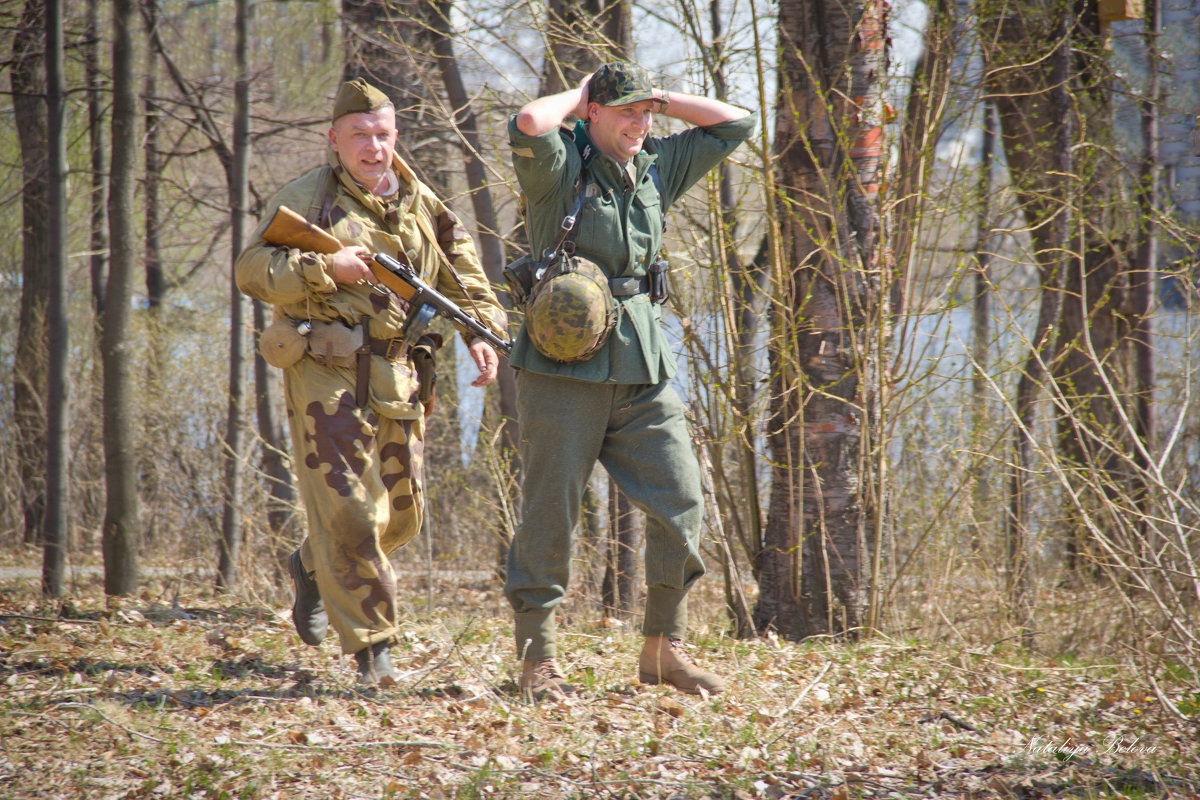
top-left (261, 205), bottom-right (343, 255)
top-left (260, 205), bottom-right (417, 302)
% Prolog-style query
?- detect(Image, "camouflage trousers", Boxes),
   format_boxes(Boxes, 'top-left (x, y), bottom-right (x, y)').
top-left (504, 370), bottom-right (706, 661)
top-left (285, 355), bottom-right (425, 654)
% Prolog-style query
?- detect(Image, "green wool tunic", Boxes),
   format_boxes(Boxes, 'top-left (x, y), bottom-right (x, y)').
top-left (507, 113), bottom-right (758, 383)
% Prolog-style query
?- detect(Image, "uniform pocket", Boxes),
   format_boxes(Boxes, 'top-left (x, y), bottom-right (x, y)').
top-left (370, 359), bottom-right (423, 420)
top-left (575, 192), bottom-right (617, 258)
top-left (629, 187), bottom-right (663, 259)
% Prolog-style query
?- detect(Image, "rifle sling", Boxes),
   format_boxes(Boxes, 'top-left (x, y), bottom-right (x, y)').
top-left (406, 201), bottom-right (496, 339)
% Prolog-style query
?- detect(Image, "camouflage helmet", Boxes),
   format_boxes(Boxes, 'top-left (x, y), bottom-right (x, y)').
top-left (526, 255), bottom-right (617, 364)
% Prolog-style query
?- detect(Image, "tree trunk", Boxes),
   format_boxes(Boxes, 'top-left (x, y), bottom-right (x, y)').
top-left (1050, 5), bottom-right (1138, 579)
top-left (86, 0), bottom-right (107, 318)
top-left (971, 100), bottom-right (996, 533)
top-left (253, 299), bottom-right (298, 571)
top-left (12, 0), bottom-right (49, 548)
top-left (143, 0), bottom-right (164, 311)
top-left (892, 0), bottom-right (954, 316)
top-left (602, 481), bottom-right (638, 618)
top-left (429, 0), bottom-right (520, 460)
top-left (217, 0), bottom-right (251, 591)
top-left (340, 0), bottom-right (444, 174)
top-left (981, 0), bottom-right (1074, 637)
top-left (103, 0), bottom-right (142, 596)
top-left (42, 0), bottom-right (69, 599)
top-left (755, 0), bottom-right (889, 640)
top-left (711, 0), bottom-right (767, 594)
top-left (540, 0), bottom-right (630, 93)
top-left (1130, 0), bottom-right (1159, 547)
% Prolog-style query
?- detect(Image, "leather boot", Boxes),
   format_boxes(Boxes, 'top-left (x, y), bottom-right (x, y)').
top-left (638, 636), bottom-right (726, 695)
top-left (354, 640), bottom-right (398, 687)
top-left (519, 658), bottom-right (576, 701)
top-left (288, 548), bottom-right (327, 647)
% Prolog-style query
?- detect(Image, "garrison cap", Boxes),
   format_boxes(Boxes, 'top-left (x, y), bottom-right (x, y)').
top-left (332, 78), bottom-right (391, 121)
top-left (587, 61), bottom-right (663, 107)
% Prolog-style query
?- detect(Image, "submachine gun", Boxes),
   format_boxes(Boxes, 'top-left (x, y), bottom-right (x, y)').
top-left (261, 205), bottom-right (511, 355)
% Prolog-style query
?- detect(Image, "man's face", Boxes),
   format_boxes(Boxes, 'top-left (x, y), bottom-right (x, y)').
top-left (587, 99), bottom-right (657, 163)
top-left (328, 107), bottom-right (398, 192)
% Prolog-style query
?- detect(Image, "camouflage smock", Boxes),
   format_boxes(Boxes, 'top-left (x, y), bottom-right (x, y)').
top-left (236, 150), bottom-right (508, 419)
top-left (507, 112), bottom-right (757, 384)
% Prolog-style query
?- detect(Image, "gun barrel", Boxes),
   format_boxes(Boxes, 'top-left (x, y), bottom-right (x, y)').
top-left (372, 254), bottom-right (511, 354)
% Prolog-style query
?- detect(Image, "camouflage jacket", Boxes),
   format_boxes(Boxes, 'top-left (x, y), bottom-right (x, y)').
top-left (236, 149), bottom-right (507, 352)
top-left (508, 111), bottom-right (756, 384)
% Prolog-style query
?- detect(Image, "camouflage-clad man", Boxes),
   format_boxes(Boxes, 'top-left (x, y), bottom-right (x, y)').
top-left (236, 79), bottom-right (507, 685)
top-left (505, 62), bottom-right (755, 698)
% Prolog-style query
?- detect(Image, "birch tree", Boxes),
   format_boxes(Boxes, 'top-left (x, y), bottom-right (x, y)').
top-left (755, 0), bottom-right (891, 639)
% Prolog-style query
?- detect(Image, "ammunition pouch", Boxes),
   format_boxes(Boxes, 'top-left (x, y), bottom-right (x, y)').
top-left (260, 318), bottom-right (409, 370)
top-left (307, 320), bottom-right (364, 368)
top-left (647, 257), bottom-right (670, 305)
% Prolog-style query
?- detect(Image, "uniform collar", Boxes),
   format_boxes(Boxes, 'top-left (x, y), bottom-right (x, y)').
top-left (572, 121), bottom-right (656, 188)
top-left (328, 150), bottom-right (419, 228)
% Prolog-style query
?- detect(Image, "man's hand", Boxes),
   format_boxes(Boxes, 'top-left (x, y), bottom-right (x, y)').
top-left (468, 338), bottom-right (499, 387)
top-left (650, 91), bottom-right (750, 127)
top-left (328, 245), bottom-right (377, 285)
top-left (572, 72), bottom-right (593, 119)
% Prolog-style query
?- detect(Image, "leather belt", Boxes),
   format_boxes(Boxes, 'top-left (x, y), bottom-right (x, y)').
top-left (609, 276), bottom-right (650, 297)
top-left (369, 336), bottom-right (406, 361)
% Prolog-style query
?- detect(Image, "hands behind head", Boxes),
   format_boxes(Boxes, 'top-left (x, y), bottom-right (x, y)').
top-left (574, 72), bottom-right (594, 120)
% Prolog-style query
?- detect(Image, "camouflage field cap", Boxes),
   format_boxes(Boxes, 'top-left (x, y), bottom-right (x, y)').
top-left (587, 61), bottom-right (664, 107)
top-left (332, 78), bottom-right (391, 121)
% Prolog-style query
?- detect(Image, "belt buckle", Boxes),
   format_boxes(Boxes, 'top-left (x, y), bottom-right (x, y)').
top-left (385, 338), bottom-right (405, 361)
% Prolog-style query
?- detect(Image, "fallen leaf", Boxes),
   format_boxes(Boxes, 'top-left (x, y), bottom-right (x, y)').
top-left (656, 697), bottom-right (686, 718)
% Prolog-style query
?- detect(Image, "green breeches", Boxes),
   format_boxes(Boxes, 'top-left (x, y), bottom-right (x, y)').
top-left (504, 370), bottom-right (706, 660)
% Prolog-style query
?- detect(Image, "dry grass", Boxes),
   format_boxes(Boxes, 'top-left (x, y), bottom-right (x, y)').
top-left (1, 550), bottom-right (1197, 800)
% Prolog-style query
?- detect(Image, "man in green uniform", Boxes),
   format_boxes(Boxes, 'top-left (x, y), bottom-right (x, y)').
top-left (237, 79), bottom-right (507, 686)
top-left (504, 62), bottom-right (755, 698)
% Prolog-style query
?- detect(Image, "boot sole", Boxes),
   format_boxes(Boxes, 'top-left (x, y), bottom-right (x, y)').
top-left (638, 671), bottom-right (723, 695)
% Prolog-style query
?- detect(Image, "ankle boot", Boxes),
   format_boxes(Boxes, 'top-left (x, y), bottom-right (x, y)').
top-left (638, 636), bottom-right (726, 695)
top-left (288, 549), bottom-right (327, 646)
top-left (354, 640), bottom-right (398, 687)
top-left (519, 658), bottom-right (575, 701)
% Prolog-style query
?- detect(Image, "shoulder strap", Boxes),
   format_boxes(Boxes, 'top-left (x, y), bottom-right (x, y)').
top-left (542, 167), bottom-right (589, 264)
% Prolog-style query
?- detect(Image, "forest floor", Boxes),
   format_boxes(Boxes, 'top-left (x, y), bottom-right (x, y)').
top-left (1, 552), bottom-right (1198, 800)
